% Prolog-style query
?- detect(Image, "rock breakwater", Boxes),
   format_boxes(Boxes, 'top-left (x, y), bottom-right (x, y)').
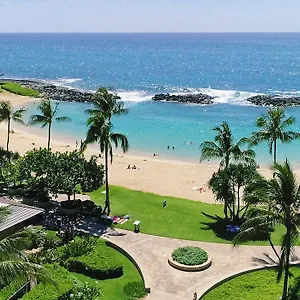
top-left (247, 95), bottom-right (300, 107)
top-left (152, 93), bottom-right (214, 104)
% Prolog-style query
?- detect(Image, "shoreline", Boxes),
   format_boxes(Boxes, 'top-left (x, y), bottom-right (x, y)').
top-left (0, 91), bottom-right (295, 205)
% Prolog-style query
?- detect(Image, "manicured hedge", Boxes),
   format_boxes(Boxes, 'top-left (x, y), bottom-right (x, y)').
top-left (0, 82), bottom-right (40, 97)
top-left (66, 240), bottom-right (123, 280)
top-left (21, 264), bottom-right (73, 300)
top-left (172, 246), bottom-right (208, 266)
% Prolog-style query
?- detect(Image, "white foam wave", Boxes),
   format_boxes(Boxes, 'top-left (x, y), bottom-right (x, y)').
top-left (170, 87), bottom-right (258, 106)
top-left (116, 90), bottom-right (152, 102)
top-left (40, 78), bottom-right (83, 89)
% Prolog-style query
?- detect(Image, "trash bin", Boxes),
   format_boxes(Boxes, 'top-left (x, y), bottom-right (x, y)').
top-left (133, 220), bottom-right (141, 233)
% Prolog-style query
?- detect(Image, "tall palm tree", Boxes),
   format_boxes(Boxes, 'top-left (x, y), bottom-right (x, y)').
top-left (29, 99), bottom-right (71, 150)
top-left (85, 88), bottom-right (128, 215)
top-left (200, 121), bottom-right (255, 169)
top-left (85, 114), bottom-right (129, 214)
top-left (251, 108), bottom-right (300, 163)
top-left (0, 101), bottom-right (26, 151)
top-left (235, 161), bottom-right (300, 300)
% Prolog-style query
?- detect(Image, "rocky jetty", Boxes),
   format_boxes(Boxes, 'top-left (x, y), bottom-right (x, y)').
top-left (1, 79), bottom-right (93, 103)
top-left (247, 95), bottom-right (300, 107)
top-left (152, 93), bottom-right (214, 104)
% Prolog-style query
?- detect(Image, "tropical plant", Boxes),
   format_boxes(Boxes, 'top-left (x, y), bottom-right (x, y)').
top-left (0, 221), bottom-right (51, 289)
top-left (85, 88), bottom-right (129, 214)
top-left (200, 121), bottom-right (255, 168)
top-left (0, 101), bottom-right (26, 151)
top-left (208, 162), bottom-right (260, 221)
top-left (251, 107), bottom-right (300, 163)
top-left (235, 161), bottom-right (300, 300)
top-left (29, 99), bottom-right (71, 150)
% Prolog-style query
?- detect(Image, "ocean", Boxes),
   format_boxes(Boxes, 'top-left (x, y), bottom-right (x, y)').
top-left (1, 33), bottom-right (300, 165)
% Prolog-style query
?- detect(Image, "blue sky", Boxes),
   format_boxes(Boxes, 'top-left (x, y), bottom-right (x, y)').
top-left (0, 0), bottom-right (299, 32)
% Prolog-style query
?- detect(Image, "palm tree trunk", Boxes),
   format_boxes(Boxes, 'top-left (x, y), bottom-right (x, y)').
top-left (6, 118), bottom-right (10, 152)
top-left (282, 224), bottom-right (291, 300)
top-left (273, 139), bottom-right (277, 163)
top-left (103, 142), bottom-right (110, 215)
top-left (47, 122), bottom-right (51, 150)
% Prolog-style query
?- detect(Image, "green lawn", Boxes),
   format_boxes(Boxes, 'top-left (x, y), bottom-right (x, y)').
top-left (202, 267), bottom-right (300, 300)
top-left (89, 185), bottom-right (285, 245)
top-left (0, 82), bottom-right (40, 97)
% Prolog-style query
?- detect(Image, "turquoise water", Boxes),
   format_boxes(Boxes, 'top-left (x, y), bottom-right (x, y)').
top-left (2, 33), bottom-right (300, 164)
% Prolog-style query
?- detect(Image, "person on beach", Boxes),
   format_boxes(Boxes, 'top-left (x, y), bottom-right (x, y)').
top-left (127, 164), bottom-right (131, 169)
top-left (172, 146), bottom-right (175, 149)
top-left (132, 165), bottom-right (137, 169)
top-left (167, 146), bottom-right (170, 149)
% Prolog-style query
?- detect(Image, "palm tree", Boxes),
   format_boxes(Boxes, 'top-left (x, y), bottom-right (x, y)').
top-left (85, 114), bottom-right (129, 214)
top-left (251, 107), bottom-right (300, 163)
top-left (29, 99), bottom-right (71, 150)
top-left (235, 161), bottom-right (300, 300)
top-left (200, 121), bottom-right (255, 169)
top-left (85, 88), bottom-right (128, 214)
top-left (0, 101), bottom-right (26, 151)
top-left (0, 209), bottom-right (50, 288)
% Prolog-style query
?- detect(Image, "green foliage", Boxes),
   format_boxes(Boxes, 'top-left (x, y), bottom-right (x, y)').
top-left (0, 279), bottom-right (26, 299)
top-left (16, 149), bottom-right (104, 199)
top-left (123, 281), bottom-right (146, 299)
top-left (203, 267), bottom-right (300, 300)
top-left (208, 163), bottom-right (260, 222)
top-left (0, 82), bottom-right (40, 97)
top-left (251, 107), bottom-right (300, 162)
top-left (171, 246), bottom-right (208, 266)
top-left (66, 239), bottom-right (123, 280)
top-left (21, 264), bottom-right (73, 300)
top-left (61, 282), bottom-right (101, 300)
top-left (58, 236), bottom-right (96, 260)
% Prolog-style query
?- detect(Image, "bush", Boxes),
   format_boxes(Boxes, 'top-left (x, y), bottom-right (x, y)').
top-left (66, 240), bottom-right (123, 280)
top-left (60, 282), bottom-right (101, 300)
top-left (60, 200), bottom-right (82, 209)
top-left (0, 279), bottom-right (27, 299)
top-left (171, 246), bottom-right (208, 266)
top-left (123, 281), bottom-right (146, 299)
top-left (21, 264), bottom-right (73, 300)
top-left (81, 200), bottom-right (96, 214)
top-left (0, 82), bottom-right (40, 97)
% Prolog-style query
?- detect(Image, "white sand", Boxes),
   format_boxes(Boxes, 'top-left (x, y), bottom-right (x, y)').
top-left (0, 92), bottom-right (284, 204)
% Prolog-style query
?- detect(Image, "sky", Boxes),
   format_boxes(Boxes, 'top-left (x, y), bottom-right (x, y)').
top-left (0, 0), bottom-right (300, 33)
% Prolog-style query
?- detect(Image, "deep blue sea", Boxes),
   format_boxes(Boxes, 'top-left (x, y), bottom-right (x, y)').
top-left (1, 33), bottom-right (300, 165)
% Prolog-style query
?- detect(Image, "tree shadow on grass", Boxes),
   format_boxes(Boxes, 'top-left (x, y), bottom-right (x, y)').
top-left (200, 212), bottom-right (270, 243)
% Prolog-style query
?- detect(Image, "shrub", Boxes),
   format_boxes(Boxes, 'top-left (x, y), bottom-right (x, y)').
top-left (0, 82), bottom-right (40, 97)
top-left (171, 246), bottom-right (208, 266)
top-left (66, 240), bottom-right (123, 280)
top-left (60, 200), bottom-right (82, 209)
top-left (21, 264), bottom-right (73, 300)
top-left (0, 279), bottom-right (27, 299)
top-left (123, 281), bottom-right (146, 299)
top-left (60, 282), bottom-right (101, 300)
top-left (59, 236), bottom-right (96, 260)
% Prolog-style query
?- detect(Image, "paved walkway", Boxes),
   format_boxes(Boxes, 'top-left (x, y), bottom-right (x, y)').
top-left (106, 229), bottom-right (300, 300)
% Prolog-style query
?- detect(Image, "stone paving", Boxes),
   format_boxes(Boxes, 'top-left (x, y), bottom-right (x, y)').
top-left (107, 229), bottom-right (300, 300)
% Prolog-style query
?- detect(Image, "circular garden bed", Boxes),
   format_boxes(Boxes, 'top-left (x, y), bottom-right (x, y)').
top-left (168, 246), bottom-right (211, 271)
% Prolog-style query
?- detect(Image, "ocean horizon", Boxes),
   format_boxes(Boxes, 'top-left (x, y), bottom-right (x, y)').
top-left (2, 32), bottom-right (300, 166)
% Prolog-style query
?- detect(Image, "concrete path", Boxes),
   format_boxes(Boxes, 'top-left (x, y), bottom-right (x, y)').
top-left (107, 229), bottom-right (300, 300)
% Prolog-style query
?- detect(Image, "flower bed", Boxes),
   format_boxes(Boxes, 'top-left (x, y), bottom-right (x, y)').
top-left (168, 246), bottom-right (211, 271)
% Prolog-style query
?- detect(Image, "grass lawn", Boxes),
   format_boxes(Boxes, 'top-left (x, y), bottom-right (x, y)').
top-left (202, 267), bottom-right (300, 300)
top-left (89, 185), bottom-right (285, 245)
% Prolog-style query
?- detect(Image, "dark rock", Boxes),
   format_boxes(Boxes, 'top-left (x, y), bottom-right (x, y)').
top-left (1, 79), bottom-right (94, 103)
top-left (247, 95), bottom-right (300, 107)
top-left (152, 93), bottom-right (214, 105)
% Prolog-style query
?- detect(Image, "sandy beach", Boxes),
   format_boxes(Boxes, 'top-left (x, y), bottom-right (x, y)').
top-left (0, 92), bottom-right (280, 204)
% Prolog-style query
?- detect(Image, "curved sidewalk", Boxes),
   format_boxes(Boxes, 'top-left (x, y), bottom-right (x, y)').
top-left (107, 229), bottom-right (300, 300)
